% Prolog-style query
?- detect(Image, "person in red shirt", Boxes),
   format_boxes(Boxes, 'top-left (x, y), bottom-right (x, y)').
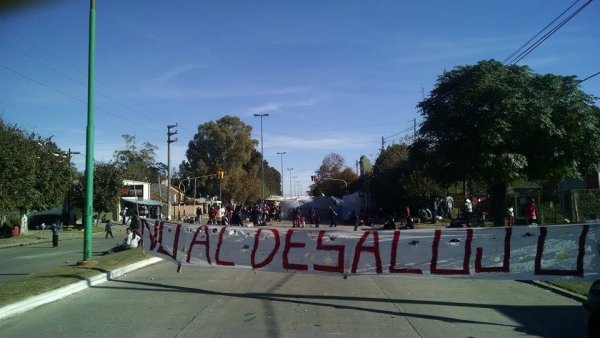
top-left (526, 198), bottom-right (537, 225)
top-left (208, 205), bottom-right (217, 225)
top-left (312, 209), bottom-right (320, 228)
top-left (11, 224), bottom-right (20, 237)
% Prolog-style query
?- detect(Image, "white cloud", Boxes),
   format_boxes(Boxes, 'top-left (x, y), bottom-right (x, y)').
top-left (155, 64), bottom-right (203, 84)
top-left (249, 97), bottom-right (322, 114)
top-left (265, 133), bottom-right (373, 151)
top-left (141, 65), bottom-right (309, 100)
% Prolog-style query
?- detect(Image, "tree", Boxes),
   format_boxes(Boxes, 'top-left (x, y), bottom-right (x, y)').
top-left (370, 144), bottom-right (409, 211)
top-left (92, 163), bottom-right (123, 223)
top-left (414, 59), bottom-right (600, 225)
top-left (371, 144), bottom-right (443, 213)
top-left (310, 153), bottom-right (358, 197)
top-left (72, 163), bottom-right (122, 222)
top-left (0, 119), bottom-right (71, 216)
top-left (359, 155), bottom-right (373, 176)
top-left (180, 115), bottom-right (279, 204)
top-left (113, 134), bottom-right (165, 182)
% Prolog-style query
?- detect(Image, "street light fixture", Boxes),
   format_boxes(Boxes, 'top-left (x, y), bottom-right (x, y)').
top-left (277, 152), bottom-right (286, 196)
top-left (287, 168), bottom-right (293, 197)
top-left (254, 113), bottom-right (269, 201)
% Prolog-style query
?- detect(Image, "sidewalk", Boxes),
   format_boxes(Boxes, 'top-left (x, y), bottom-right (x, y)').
top-left (0, 256), bottom-right (162, 321)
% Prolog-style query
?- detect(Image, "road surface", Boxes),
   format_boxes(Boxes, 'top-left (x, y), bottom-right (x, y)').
top-left (0, 226), bottom-right (128, 282)
top-left (0, 259), bottom-right (585, 337)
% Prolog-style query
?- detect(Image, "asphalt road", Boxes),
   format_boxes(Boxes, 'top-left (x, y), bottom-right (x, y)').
top-left (0, 260), bottom-right (586, 337)
top-left (0, 226), bottom-right (128, 282)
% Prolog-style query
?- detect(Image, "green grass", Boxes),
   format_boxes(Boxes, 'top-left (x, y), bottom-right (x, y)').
top-left (545, 280), bottom-right (592, 297)
top-left (0, 248), bottom-right (147, 307)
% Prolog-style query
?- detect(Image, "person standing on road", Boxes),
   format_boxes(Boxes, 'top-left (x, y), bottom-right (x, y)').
top-left (105, 221), bottom-right (113, 239)
top-left (121, 207), bottom-right (128, 225)
top-left (507, 206), bottom-right (515, 226)
top-left (328, 205), bottom-right (337, 227)
top-left (465, 198), bottom-right (473, 227)
top-left (50, 222), bottom-right (60, 247)
top-left (129, 209), bottom-right (139, 233)
top-left (432, 198), bottom-right (439, 223)
top-left (525, 198), bottom-right (537, 225)
top-left (313, 208), bottom-right (320, 228)
top-left (230, 206), bottom-right (244, 226)
top-left (195, 207), bottom-right (203, 224)
top-left (404, 206), bottom-right (414, 229)
top-left (208, 205), bottom-right (217, 225)
top-left (445, 193), bottom-right (454, 219)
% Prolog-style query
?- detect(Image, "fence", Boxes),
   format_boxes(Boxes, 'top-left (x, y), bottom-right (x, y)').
top-left (567, 189), bottom-right (600, 222)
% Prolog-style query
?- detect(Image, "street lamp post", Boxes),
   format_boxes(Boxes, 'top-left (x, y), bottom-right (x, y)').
top-left (254, 113), bottom-right (269, 201)
top-left (287, 168), bottom-right (293, 197)
top-left (277, 152), bottom-right (286, 196)
top-left (292, 176), bottom-right (297, 197)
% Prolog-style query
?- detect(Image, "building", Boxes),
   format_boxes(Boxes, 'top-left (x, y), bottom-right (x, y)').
top-left (119, 180), bottom-right (163, 219)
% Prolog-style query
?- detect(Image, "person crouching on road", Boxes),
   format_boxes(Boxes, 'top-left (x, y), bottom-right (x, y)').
top-left (102, 228), bottom-right (140, 255)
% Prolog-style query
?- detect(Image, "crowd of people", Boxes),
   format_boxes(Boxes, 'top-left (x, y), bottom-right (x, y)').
top-left (112, 194), bottom-right (540, 234)
top-left (196, 201), bottom-right (284, 227)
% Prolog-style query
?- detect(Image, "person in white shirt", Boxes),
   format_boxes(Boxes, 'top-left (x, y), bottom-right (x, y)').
top-left (465, 198), bottom-right (473, 227)
top-left (102, 228), bottom-right (140, 255)
top-left (217, 206), bottom-right (225, 225)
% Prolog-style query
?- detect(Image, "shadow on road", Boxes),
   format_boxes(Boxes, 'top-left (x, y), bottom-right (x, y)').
top-left (93, 278), bottom-right (585, 337)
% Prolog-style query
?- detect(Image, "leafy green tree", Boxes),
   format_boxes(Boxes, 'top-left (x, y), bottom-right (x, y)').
top-left (310, 153), bottom-right (358, 197)
top-left (0, 119), bottom-right (71, 216)
top-left (113, 134), bottom-right (165, 182)
top-left (371, 144), bottom-right (442, 213)
top-left (72, 163), bottom-right (123, 221)
top-left (414, 60), bottom-right (600, 225)
top-left (359, 155), bottom-right (373, 176)
top-left (370, 144), bottom-right (409, 211)
top-left (93, 162), bottom-right (123, 223)
top-left (180, 115), bottom-right (279, 204)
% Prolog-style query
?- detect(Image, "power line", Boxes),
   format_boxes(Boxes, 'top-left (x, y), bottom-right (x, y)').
top-left (508, 0), bottom-right (593, 65)
top-left (0, 63), bottom-right (161, 133)
top-left (579, 70), bottom-right (600, 83)
top-left (503, 0), bottom-right (582, 64)
top-left (0, 23), bottom-right (171, 128)
top-left (0, 63), bottom-right (84, 103)
top-left (383, 126), bottom-right (413, 140)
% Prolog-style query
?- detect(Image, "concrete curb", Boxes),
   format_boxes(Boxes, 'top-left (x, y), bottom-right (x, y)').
top-left (529, 280), bottom-right (588, 303)
top-left (0, 256), bottom-right (163, 321)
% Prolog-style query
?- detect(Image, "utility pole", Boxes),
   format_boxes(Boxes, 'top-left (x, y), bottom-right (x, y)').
top-left (277, 152), bottom-right (286, 196)
top-left (381, 136), bottom-right (385, 153)
top-left (292, 176), bottom-right (297, 197)
top-left (413, 118), bottom-right (417, 142)
top-left (80, 0), bottom-right (96, 265)
top-left (167, 124), bottom-right (178, 220)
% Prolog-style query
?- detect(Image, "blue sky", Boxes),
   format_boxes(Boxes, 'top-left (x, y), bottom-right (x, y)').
top-left (1, 0), bottom-right (598, 196)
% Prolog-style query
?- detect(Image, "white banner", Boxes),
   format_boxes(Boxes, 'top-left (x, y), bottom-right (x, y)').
top-left (140, 219), bottom-right (600, 280)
